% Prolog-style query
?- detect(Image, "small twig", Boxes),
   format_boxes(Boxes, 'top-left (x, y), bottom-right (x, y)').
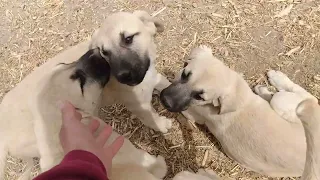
top-left (201, 150), bottom-right (209, 167)
top-left (152, 7), bottom-right (166, 17)
top-left (128, 125), bottom-right (143, 139)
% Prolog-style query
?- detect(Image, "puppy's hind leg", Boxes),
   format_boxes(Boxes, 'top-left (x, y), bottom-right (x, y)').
top-left (267, 70), bottom-right (317, 123)
top-left (267, 70), bottom-right (316, 100)
top-left (254, 85), bottom-right (273, 102)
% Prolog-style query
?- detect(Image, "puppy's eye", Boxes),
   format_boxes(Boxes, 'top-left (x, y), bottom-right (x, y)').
top-left (124, 35), bottom-right (134, 45)
top-left (183, 62), bottom-right (188, 67)
top-left (181, 69), bottom-right (191, 80)
top-left (193, 92), bottom-right (205, 101)
top-left (101, 49), bottom-right (111, 57)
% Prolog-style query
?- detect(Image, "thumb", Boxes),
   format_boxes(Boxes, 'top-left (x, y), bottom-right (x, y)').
top-left (58, 100), bottom-right (82, 125)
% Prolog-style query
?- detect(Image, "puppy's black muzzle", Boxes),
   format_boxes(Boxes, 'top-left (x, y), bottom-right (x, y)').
top-left (109, 50), bottom-right (150, 86)
top-left (160, 84), bottom-right (191, 112)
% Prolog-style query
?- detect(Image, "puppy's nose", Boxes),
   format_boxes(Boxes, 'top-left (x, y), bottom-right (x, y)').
top-left (161, 95), bottom-right (173, 109)
top-left (117, 70), bottom-right (132, 83)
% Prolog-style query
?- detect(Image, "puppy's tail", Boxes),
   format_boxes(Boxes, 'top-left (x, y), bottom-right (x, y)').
top-left (296, 99), bottom-right (320, 179)
top-left (296, 98), bottom-right (320, 128)
top-left (0, 143), bottom-right (8, 180)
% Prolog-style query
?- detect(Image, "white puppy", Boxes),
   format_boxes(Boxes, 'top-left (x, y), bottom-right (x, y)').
top-left (0, 43), bottom-right (167, 180)
top-left (89, 11), bottom-right (172, 133)
top-left (296, 99), bottom-right (320, 179)
top-left (160, 45), bottom-right (318, 177)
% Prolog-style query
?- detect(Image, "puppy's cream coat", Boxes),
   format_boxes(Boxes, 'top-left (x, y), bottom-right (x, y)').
top-left (90, 11), bottom-right (172, 133)
top-left (296, 99), bottom-right (320, 180)
top-left (173, 169), bottom-right (222, 180)
top-left (0, 42), bottom-right (167, 180)
top-left (168, 99), bottom-right (320, 180)
top-left (160, 46), bottom-right (318, 177)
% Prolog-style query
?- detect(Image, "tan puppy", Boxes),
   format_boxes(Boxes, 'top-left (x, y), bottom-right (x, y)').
top-left (90, 11), bottom-right (172, 133)
top-left (0, 43), bottom-right (167, 180)
top-left (296, 99), bottom-right (320, 180)
top-left (160, 45), bottom-right (318, 177)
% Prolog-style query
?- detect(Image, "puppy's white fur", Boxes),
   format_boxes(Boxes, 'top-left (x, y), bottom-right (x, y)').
top-left (90, 11), bottom-right (172, 133)
top-left (296, 99), bottom-right (320, 180)
top-left (173, 169), bottom-right (223, 180)
top-left (0, 41), bottom-right (167, 180)
top-left (170, 46), bottom-right (318, 177)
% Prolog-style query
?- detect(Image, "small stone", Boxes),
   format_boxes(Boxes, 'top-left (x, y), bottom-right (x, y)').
top-left (298, 20), bottom-right (305, 26)
top-left (192, 3), bottom-right (197, 8)
top-left (314, 75), bottom-right (320, 81)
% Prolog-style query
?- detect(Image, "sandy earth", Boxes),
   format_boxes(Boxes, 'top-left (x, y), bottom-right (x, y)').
top-left (0, 0), bottom-right (319, 179)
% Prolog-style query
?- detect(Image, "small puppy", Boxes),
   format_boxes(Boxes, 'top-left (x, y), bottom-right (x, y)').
top-left (160, 45), bottom-right (318, 177)
top-left (0, 43), bottom-right (167, 180)
top-left (296, 99), bottom-right (320, 179)
top-left (89, 11), bottom-right (172, 133)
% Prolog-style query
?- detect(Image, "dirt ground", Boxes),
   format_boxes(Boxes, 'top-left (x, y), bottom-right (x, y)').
top-left (0, 0), bottom-right (319, 179)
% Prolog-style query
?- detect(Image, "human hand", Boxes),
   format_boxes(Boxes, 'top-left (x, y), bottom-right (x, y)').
top-left (58, 100), bottom-right (124, 173)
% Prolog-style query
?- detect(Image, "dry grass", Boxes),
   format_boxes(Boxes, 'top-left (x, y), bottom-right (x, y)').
top-left (0, 0), bottom-right (320, 179)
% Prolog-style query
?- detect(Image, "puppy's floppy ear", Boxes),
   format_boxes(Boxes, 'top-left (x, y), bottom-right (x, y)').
top-left (217, 95), bottom-right (237, 114)
top-left (133, 10), bottom-right (164, 35)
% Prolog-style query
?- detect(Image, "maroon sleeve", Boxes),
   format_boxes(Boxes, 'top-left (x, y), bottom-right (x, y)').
top-left (34, 150), bottom-right (108, 180)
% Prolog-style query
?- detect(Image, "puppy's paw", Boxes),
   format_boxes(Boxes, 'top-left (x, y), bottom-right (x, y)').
top-left (156, 116), bottom-right (173, 133)
top-left (149, 155), bottom-right (168, 178)
top-left (267, 70), bottom-right (293, 91)
top-left (254, 85), bottom-right (273, 101)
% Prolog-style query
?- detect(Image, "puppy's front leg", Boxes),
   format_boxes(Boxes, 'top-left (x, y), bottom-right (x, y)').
top-left (33, 118), bottom-right (63, 172)
top-left (154, 73), bottom-right (170, 94)
top-left (126, 103), bottom-right (172, 133)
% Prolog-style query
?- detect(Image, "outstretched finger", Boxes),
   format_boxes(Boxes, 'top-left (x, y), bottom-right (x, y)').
top-left (108, 136), bottom-right (124, 157)
top-left (58, 100), bottom-right (82, 126)
top-left (88, 118), bottom-right (100, 134)
top-left (96, 125), bottom-right (113, 146)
